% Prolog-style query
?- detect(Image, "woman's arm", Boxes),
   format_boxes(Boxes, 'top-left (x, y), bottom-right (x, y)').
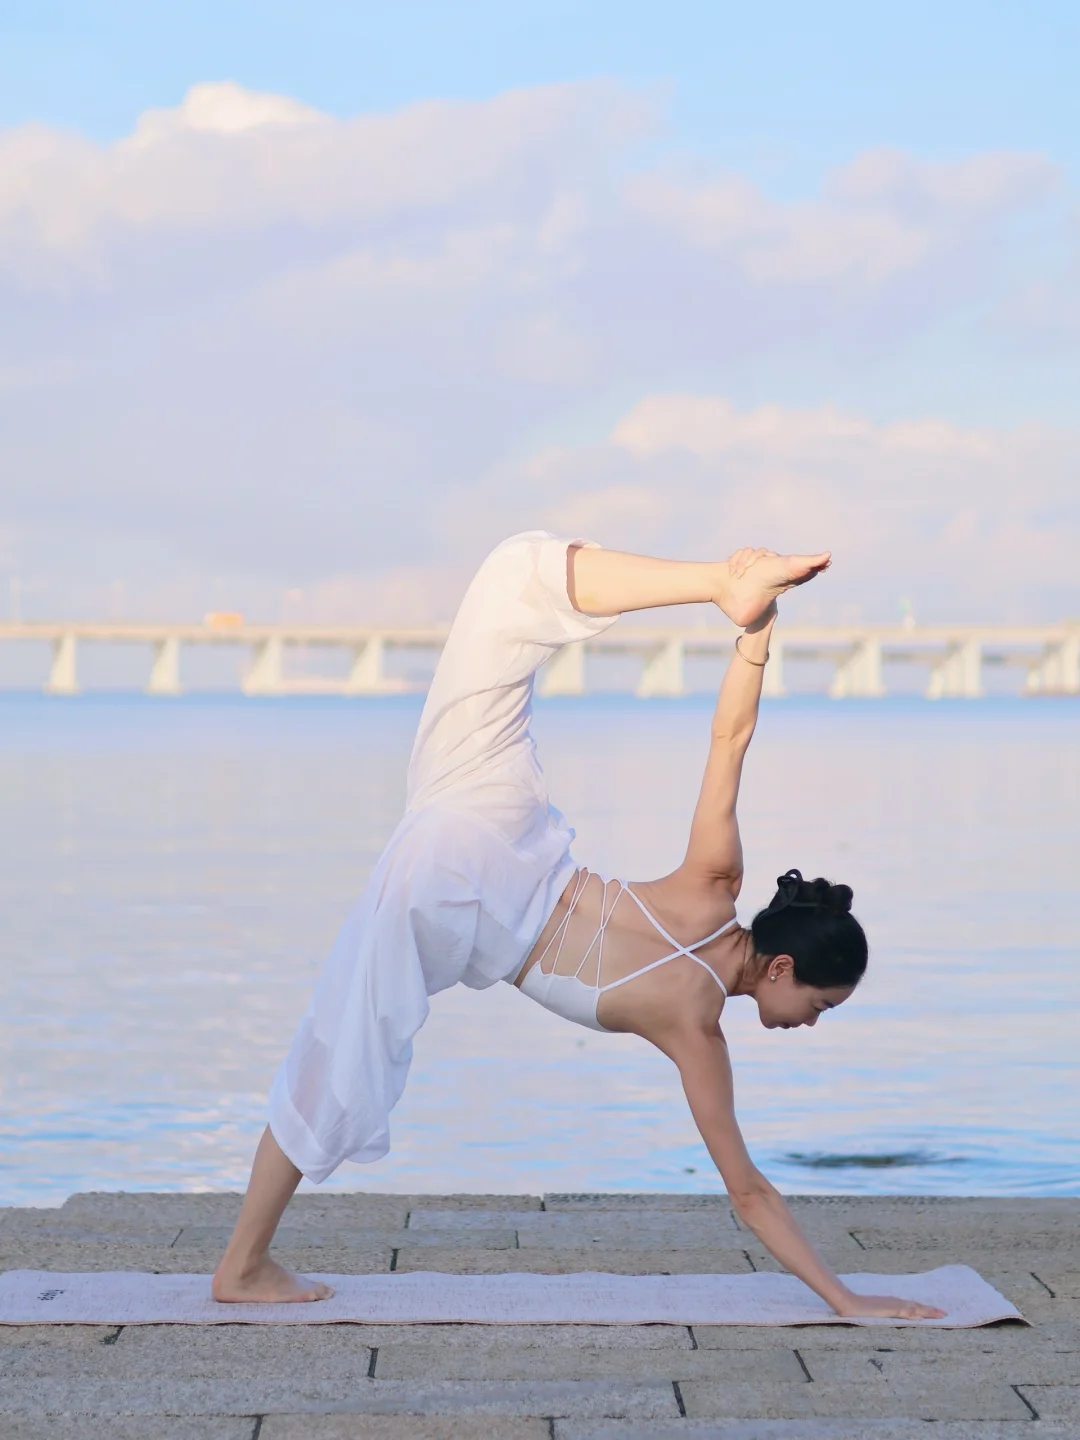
top-left (668, 1030), bottom-right (945, 1320)
top-left (674, 1029), bottom-right (850, 1310)
top-left (678, 604), bottom-right (776, 890)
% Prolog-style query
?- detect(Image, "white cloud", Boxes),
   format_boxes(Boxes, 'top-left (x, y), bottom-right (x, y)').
top-left (612, 396), bottom-right (874, 455)
top-left (611, 396), bottom-right (997, 460)
top-left (130, 82), bottom-right (324, 143)
top-left (625, 149), bottom-right (1057, 289)
top-left (0, 80), bottom-right (1075, 626)
top-left (446, 395), bottom-right (1077, 624)
top-left (0, 81), bottom-right (644, 289)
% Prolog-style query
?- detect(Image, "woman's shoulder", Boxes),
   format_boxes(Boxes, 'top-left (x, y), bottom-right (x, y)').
top-left (632, 869), bottom-right (738, 938)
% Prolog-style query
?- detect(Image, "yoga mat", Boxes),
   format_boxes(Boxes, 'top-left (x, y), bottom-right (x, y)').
top-left (0, 1265), bottom-right (1023, 1328)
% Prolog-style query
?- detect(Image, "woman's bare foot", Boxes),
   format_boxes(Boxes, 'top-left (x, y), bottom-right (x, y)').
top-left (211, 1126), bottom-right (326, 1304)
top-left (212, 1254), bottom-right (334, 1304)
top-left (715, 547), bottom-right (831, 627)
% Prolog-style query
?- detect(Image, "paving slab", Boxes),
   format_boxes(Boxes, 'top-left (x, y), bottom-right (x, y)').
top-left (0, 1221), bottom-right (186, 1247)
top-left (373, 1341), bottom-right (805, 1382)
top-left (60, 1192), bottom-right (247, 1224)
top-left (515, 1214), bottom-right (742, 1248)
top-left (334, 1323), bottom-right (693, 1350)
top-left (555, 1423), bottom-right (1078, 1439)
top-left (0, 1323), bottom-right (120, 1350)
top-left (785, 1196), bottom-right (1080, 1220)
top-left (189, 1244), bottom-right (396, 1274)
top-left (679, 1378), bottom-right (1035, 1420)
top-left (688, 1319), bottom-right (1042, 1347)
top-left (850, 1230), bottom-right (1080, 1257)
top-left (0, 1421), bottom-right (255, 1440)
top-left (0, 1238), bottom-right (192, 1273)
top-left (542, 1194), bottom-right (732, 1211)
top-left (1020, 1297), bottom-right (1080, 1323)
top-left (0, 1322), bottom-right (373, 1379)
top-left (1032, 1269), bottom-right (1080, 1298)
top-left (391, 1246), bottom-right (755, 1273)
top-left (405, 1212), bottom-right (545, 1235)
top-left (1019, 1384), bottom-right (1080, 1420)
top-left (0, 1376), bottom-right (680, 1417)
top-left (262, 1420), bottom-right (551, 1439)
top-left (799, 1345), bottom-right (1080, 1384)
top-left (0, 1237), bottom-right (395, 1275)
top-left (0, 1208), bottom-right (182, 1243)
top-left (399, 1196), bottom-right (545, 1213)
top-left (694, 1315), bottom-right (1073, 1351)
top-left (174, 1224), bottom-right (518, 1251)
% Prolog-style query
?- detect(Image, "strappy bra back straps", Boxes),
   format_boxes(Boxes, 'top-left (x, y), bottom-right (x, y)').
top-left (533, 867), bottom-right (735, 997)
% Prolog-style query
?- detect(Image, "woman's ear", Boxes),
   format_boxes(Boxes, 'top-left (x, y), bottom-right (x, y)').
top-left (767, 953), bottom-right (795, 982)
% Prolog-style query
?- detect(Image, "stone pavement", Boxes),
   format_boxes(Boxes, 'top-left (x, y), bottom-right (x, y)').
top-left (0, 1192), bottom-right (1077, 1439)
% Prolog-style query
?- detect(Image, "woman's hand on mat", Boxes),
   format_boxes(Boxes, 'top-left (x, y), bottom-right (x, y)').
top-left (833, 1290), bottom-right (947, 1321)
top-left (714, 547), bottom-right (831, 628)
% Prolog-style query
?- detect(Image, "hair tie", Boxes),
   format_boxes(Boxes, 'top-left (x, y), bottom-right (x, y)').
top-left (769, 869), bottom-right (804, 912)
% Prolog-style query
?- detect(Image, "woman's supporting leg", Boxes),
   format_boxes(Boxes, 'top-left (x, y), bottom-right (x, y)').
top-left (211, 1126), bottom-right (333, 1303)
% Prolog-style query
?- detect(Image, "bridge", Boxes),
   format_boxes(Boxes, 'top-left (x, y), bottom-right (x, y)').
top-left (1, 619), bottom-right (1077, 699)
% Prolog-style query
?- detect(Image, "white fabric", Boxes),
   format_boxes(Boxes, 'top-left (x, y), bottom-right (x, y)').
top-left (0, 1266), bottom-right (1025, 1329)
top-left (269, 532), bottom-right (620, 1182)
top-left (518, 871), bottom-right (736, 1033)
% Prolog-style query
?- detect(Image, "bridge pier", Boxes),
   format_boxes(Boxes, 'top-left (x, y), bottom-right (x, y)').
top-left (1025, 635), bottom-right (1080, 696)
top-left (243, 637), bottom-right (285, 696)
top-left (829, 637), bottom-right (885, 698)
top-left (345, 636), bottom-right (390, 695)
top-left (637, 638), bottom-right (685, 698)
top-left (5, 619), bottom-right (1077, 700)
top-left (539, 641), bottom-right (585, 697)
top-left (147, 636), bottom-right (182, 696)
top-left (927, 639), bottom-right (983, 699)
top-left (762, 640), bottom-right (786, 698)
top-left (47, 633), bottom-right (80, 695)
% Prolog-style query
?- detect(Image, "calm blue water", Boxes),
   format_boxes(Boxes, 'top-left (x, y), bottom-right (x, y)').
top-left (1, 692), bottom-right (1078, 1205)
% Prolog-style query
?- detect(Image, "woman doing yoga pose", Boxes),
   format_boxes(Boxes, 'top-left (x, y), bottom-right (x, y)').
top-left (213, 531), bottom-right (944, 1321)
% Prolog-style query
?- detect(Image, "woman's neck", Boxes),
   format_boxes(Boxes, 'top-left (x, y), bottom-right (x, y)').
top-left (726, 927), bottom-right (761, 997)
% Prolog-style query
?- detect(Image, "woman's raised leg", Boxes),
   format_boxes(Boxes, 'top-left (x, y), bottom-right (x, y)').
top-left (211, 1126), bottom-right (333, 1303)
top-left (568, 544), bottom-right (831, 624)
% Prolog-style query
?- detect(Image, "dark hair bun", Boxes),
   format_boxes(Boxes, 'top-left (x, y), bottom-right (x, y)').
top-left (753, 869), bottom-right (867, 989)
top-left (768, 869), bottom-right (853, 916)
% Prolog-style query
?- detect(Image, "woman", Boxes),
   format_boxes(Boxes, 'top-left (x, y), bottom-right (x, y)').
top-left (212, 531), bottom-right (943, 1322)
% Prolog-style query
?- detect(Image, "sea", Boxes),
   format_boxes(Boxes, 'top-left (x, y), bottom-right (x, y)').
top-left (1, 691), bottom-right (1077, 1205)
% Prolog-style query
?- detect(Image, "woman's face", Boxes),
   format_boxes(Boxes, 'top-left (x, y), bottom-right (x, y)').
top-left (753, 954), bottom-right (855, 1030)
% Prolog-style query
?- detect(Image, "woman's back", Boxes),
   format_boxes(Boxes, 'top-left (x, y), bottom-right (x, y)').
top-left (514, 867), bottom-right (740, 1033)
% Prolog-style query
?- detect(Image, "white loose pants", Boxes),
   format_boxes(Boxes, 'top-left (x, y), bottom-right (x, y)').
top-left (268, 532), bottom-right (620, 1182)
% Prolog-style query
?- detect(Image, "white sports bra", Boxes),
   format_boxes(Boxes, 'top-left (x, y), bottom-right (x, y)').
top-left (516, 868), bottom-right (737, 1033)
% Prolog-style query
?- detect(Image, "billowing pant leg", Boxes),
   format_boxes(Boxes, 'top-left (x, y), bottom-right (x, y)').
top-left (268, 532), bottom-right (621, 1182)
top-left (406, 531), bottom-right (620, 813)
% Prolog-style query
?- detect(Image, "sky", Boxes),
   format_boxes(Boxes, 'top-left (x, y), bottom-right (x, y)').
top-left (1, 0), bottom-right (1078, 626)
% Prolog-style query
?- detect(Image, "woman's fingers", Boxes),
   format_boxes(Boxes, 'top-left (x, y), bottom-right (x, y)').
top-left (840, 1292), bottom-right (948, 1320)
top-left (884, 1298), bottom-right (947, 1320)
top-left (726, 547), bottom-right (756, 578)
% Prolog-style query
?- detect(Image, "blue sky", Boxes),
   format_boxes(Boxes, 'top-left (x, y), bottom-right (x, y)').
top-left (0, 1), bottom-right (1077, 625)
top-left (5, 0), bottom-right (1078, 186)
